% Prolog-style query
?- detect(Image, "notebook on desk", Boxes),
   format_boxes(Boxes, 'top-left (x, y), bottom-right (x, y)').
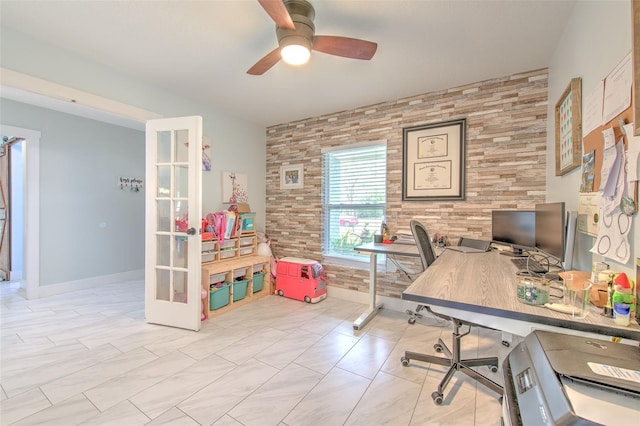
top-left (446, 237), bottom-right (491, 253)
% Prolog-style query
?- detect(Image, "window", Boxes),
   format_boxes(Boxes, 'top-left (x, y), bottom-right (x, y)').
top-left (322, 142), bottom-right (387, 262)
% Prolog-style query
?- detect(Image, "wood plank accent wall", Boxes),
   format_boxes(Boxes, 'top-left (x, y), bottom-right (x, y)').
top-left (265, 68), bottom-right (549, 299)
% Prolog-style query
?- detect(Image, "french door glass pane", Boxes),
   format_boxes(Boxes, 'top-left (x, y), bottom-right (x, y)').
top-left (174, 200), bottom-right (188, 232)
top-left (157, 131), bottom-right (171, 163)
top-left (156, 235), bottom-right (170, 266)
top-left (156, 268), bottom-right (170, 301)
top-left (173, 236), bottom-right (188, 269)
top-left (173, 271), bottom-right (188, 304)
top-left (157, 165), bottom-right (170, 197)
top-left (157, 200), bottom-right (171, 232)
top-left (174, 164), bottom-right (188, 198)
top-left (174, 129), bottom-right (189, 163)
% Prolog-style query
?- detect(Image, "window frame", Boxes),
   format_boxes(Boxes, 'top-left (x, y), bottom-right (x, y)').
top-left (321, 141), bottom-right (387, 268)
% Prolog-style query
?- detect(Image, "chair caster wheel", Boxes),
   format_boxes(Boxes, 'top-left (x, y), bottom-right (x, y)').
top-left (434, 344), bottom-right (443, 353)
top-left (431, 391), bottom-right (443, 405)
top-left (408, 317), bottom-right (416, 325)
top-left (401, 356), bottom-right (409, 367)
top-left (490, 365), bottom-right (498, 373)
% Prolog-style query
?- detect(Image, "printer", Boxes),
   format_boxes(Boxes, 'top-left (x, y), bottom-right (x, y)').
top-left (503, 330), bottom-right (640, 425)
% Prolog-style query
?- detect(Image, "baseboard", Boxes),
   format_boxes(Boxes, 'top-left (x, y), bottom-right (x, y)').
top-left (37, 269), bottom-right (144, 298)
top-left (327, 285), bottom-right (417, 314)
top-left (10, 270), bottom-right (23, 280)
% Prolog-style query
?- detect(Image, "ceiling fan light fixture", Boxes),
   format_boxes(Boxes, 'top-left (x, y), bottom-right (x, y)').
top-left (280, 34), bottom-right (312, 66)
top-left (281, 44), bottom-right (310, 65)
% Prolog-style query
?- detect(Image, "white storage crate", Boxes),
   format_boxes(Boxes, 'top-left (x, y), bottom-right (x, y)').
top-left (239, 247), bottom-right (254, 256)
top-left (220, 239), bottom-right (236, 249)
top-left (233, 267), bottom-right (247, 279)
top-left (239, 236), bottom-right (255, 246)
top-left (209, 272), bottom-right (227, 285)
top-left (202, 241), bottom-right (216, 252)
top-left (202, 252), bottom-right (215, 263)
top-left (220, 248), bottom-right (237, 259)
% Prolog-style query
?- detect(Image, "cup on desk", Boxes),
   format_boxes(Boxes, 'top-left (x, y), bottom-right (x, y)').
top-left (562, 273), bottom-right (574, 300)
top-left (613, 302), bottom-right (631, 326)
top-left (565, 279), bottom-right (592, 319)
top-left (374, 234), bottom-right (383, 243)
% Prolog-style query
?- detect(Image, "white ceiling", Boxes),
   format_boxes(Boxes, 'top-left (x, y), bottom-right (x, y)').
top-left (0, 0), bottom-right (577, 127)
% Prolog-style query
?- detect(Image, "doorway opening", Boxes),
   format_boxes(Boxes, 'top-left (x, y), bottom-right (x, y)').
top-left (0, 124), bottom-right (40, 299)
top-left (0, 136), bottom-right (25, 282)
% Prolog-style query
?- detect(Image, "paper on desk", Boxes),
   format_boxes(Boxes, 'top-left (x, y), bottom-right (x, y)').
top-left (598, 133), bottom-right (623, 203)
top-left (582, 80), bottom-right (604, 137)
top-left (591, 138), bottom-right (631, 263)
top-left (590, 206), bottom-right (632, 263)
top-left (592, 154), bottom-right (630, 264)
top-left (602, 52), bottom-right (632, 124)
top-left (623, 122), bottom-right (640, 182)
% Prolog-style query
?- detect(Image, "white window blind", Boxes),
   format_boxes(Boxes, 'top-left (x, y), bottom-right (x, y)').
top-left (322, 143), bottom-right (386, 260)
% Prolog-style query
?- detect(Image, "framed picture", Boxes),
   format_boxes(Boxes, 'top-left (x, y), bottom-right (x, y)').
top-left (402, 118), bottom-right (466, 201)
top-left (222, 171), bottom-right (248, 203)
top-left (280, 164), bottom-right (303, 189)
top-left (555, 77), bottom-right (582, 176)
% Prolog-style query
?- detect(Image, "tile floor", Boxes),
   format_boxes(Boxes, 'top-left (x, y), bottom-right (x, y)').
top-left (0, 280), bottom-right (516, 425)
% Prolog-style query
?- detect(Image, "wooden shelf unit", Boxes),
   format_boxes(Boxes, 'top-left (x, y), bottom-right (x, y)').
top-left (201, 254), bottom-right (271, 319)
top-left (201, 234), bottom-right (258, 263)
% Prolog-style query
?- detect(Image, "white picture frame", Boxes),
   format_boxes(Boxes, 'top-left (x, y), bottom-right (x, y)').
top-left (280, 164), bottom-right (303, 189)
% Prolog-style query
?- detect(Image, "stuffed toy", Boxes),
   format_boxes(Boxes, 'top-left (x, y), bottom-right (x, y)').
top-left (611, 273), bottom-right (635, 312)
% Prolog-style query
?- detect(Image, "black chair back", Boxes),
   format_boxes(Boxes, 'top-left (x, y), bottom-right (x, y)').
top-left (410, 220), bottom-right (436, 270)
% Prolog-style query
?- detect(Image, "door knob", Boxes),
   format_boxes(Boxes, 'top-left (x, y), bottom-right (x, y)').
top-left (186, 227), bottom-right (196, 235)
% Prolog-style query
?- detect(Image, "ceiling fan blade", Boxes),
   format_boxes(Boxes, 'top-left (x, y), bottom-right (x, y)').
top-left (313, 35), bottom-right (377, 60)
top-left (247, 47), bottom-right (282, 75)
top-left (257, 0), bottom-right (295, 30)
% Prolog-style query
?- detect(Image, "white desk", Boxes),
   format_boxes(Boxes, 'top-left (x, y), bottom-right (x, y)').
top-left (353, 242), bottom-right (419, 330)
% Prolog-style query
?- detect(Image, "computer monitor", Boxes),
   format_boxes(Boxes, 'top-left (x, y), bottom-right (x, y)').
top-left (535, 202), bottom-right (566, 261)
top-left (491, 210), bottom-right (535, 256)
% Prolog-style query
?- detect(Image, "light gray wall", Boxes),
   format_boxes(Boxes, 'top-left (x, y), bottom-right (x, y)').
top-left (0, 27), bottom-right (266, 228)
top-left (1, 98), bottom-right (144, 285)
top-left (546, 0), bottom-right (635, 275)
top-left (0, 28), bottom-right (267, 289)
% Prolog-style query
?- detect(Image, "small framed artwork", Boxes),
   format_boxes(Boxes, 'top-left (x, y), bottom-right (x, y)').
top-left (222, 171), bottom-right (248, 203)
top-left (555, 77), bottom-right (582, 176)
top-left (280, 164), bottom-right (303, 189)
top-left (402, 118), bottom-right (466, 201)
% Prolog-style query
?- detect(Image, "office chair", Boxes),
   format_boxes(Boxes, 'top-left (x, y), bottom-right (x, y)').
top-left (405, 220), bottom-right (436, 324)
top-left (401, 219), bottom-right (501, 405)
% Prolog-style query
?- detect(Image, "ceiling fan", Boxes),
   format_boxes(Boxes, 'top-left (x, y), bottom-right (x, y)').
top-left (248, 0), bottom-right (378, 75)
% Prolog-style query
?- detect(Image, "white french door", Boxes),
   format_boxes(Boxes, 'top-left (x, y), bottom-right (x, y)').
top-left (145, 116), bottom-right (202, 331)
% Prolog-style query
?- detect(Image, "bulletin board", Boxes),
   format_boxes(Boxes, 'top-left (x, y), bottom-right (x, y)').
top-left (582, 104), bottom-right (633, 192)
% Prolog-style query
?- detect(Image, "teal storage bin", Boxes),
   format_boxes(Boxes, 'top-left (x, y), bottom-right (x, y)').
top-left (210, 283), bottom-right (230, 310)
top-left (232, 279), bottom-right (249, 301)
top-left (253, 272), bottom-right (265, 293)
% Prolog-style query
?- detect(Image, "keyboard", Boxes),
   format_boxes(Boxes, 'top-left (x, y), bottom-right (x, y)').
top-left (511, 257), bottom-right (547, 274)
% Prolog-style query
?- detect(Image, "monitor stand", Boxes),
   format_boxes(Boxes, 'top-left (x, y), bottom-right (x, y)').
top-left (498, 248), bottom-right (527, 257)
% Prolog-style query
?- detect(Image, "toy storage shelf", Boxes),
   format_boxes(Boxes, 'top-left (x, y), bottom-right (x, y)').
top-left (201, 254), bottom-right (271, 319)
top-left (201, 235), bottom-right (257, 263)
